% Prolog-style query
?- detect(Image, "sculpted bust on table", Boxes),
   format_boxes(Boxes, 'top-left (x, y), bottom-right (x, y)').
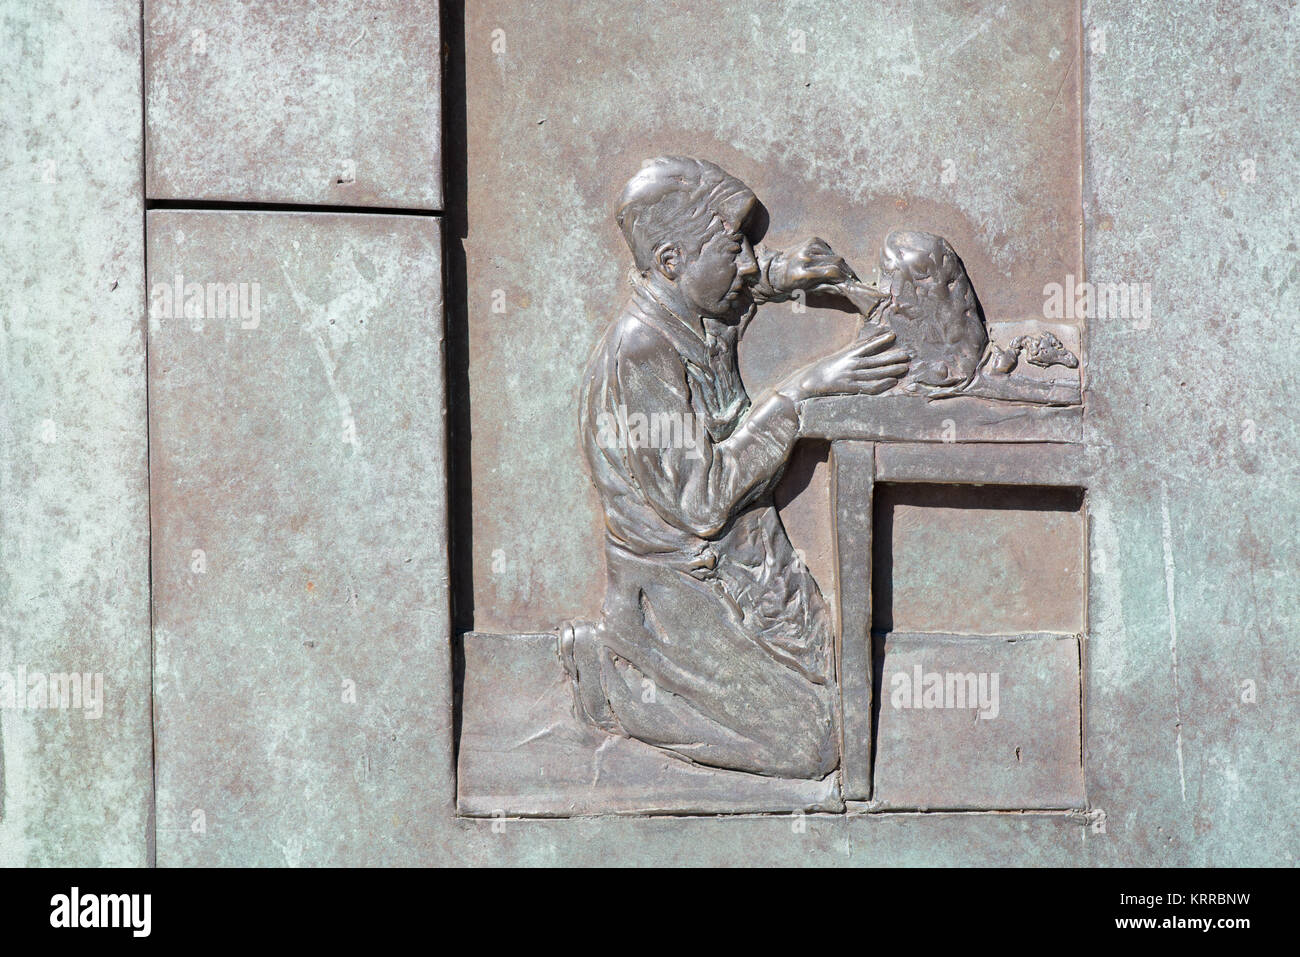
top-left (561, 156), bottom-right (909, 780)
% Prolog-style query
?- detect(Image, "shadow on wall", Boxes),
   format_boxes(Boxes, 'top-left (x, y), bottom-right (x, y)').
top-left (441, 0), bottom-right (472, 761)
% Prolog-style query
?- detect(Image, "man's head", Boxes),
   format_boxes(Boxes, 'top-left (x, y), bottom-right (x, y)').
top-left (616, 156), bottom-right (761, 317)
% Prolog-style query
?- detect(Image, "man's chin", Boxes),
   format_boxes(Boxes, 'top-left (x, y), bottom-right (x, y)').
top-left (715, 292), bottom-right (753, 319)
top-left (684, 290), bottom-right (752, 323)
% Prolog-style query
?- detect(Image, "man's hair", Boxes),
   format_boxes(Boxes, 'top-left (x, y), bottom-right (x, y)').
top-left (616, 156), bottom-right (756, 273)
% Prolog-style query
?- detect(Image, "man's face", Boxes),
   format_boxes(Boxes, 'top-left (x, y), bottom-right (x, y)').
top-left (672, 220), bottom-right (760, 318)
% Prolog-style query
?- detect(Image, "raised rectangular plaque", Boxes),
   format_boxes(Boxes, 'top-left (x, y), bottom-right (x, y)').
top-left (458, 157), bottom-right (1087, 814)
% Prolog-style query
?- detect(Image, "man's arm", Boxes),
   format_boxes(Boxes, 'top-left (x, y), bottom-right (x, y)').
top-left (617, 356), bottom-right (799, 539)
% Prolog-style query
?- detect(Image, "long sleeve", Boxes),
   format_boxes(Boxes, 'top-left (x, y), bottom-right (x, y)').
top-left (616, 353), bottom-right (799, 539)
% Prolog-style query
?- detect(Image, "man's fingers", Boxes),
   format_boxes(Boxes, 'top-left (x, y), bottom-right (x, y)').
top-left (849, 361), bottom-right (910, 380)
top-left (796, 259), bottom-right (854, 285)
top-left (859, 349), bottom-right (912, 368)
top-left (861, 380), bottom-right (895, 395)
top-left (847, 331), bottom-right (897, 355)
top-left (844, 379), bottom-right (896, 395)
top-left (807, 263), bottom-right (849, 281)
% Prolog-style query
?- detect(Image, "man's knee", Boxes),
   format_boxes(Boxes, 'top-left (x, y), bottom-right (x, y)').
top-left (749, 685), bottom-right (838, 779)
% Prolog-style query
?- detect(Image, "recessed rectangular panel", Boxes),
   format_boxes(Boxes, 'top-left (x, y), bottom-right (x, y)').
top-left (148, 210), bottom-right (450, 865)
top-left (145, 1), bottom-right (441, 207)
top-left (871, 632), bottom-right (1084, 810)
top-left (873, 484), bottom-right (1085, 635)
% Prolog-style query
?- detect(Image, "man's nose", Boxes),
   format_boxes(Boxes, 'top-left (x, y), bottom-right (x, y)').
top-left (736, 239), bottom-right (759, 278)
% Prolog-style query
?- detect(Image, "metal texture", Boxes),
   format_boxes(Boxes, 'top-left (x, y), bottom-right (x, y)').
top-left (461, 155), bottom-right (1087, 808)
top-left (145, 0), bottom-right (442, 208)
top-left (148, 210), bottom-right (449, 865)
top-left (870, 632), bottom-right (1085, 810)
top-left (462, 0), bottom-right (1085, 637)
top-left (0, 0), bottom-right (152, 866)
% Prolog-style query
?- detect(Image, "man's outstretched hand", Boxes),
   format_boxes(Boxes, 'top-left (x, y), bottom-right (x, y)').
top-left (767, 237), bottom-right (858, 294)
top-left (778, 329), bottom-right (911, 402)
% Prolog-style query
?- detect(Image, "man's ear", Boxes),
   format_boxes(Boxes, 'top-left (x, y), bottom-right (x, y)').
top-left (652, 243), bottom-right (681, 280)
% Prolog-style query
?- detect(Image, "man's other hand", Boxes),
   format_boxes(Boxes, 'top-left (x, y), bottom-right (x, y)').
top-left (779, 330), bottom-right (911, 402)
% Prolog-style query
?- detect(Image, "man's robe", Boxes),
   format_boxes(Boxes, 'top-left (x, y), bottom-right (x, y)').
top-left (576, 278), bottom-right (838, 780)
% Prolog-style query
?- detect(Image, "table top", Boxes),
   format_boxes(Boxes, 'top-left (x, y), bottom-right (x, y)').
top-left (800, 393), bottom-right (1083, 445)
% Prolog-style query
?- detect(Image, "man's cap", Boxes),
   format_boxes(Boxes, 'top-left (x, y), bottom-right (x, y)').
top-left (615, 156), bottom-right (756, 270)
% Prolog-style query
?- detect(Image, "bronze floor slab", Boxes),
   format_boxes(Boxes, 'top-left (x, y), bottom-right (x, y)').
top-left (457, 633), bottom-right (844, 816)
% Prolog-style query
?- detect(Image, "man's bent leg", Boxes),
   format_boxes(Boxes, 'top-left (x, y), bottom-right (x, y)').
top-left (564, 559), bottom-right (838, 780)
top-left (597, 650), bottom-right (836, 779)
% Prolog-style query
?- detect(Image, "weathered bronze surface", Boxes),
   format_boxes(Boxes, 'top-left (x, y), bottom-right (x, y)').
top-left (562, 157), bottom-right (1081, 780)
top-left (458, 156), bottom-right (1086, 808)
top-left (5, 0), bottom-right (1294, 867)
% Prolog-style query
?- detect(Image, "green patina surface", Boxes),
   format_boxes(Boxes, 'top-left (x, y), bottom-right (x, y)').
top-left (0, 0), bottom-right (1294, 865)
top-left (0, 0), bottom-right (152, 866)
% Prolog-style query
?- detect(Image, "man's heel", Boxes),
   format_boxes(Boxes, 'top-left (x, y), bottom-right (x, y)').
top-left (557, 619), bottom-right (621, 733)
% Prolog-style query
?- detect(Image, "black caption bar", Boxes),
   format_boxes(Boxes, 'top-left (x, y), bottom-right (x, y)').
top-left (0, 866), bottom-right (1283, 944)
